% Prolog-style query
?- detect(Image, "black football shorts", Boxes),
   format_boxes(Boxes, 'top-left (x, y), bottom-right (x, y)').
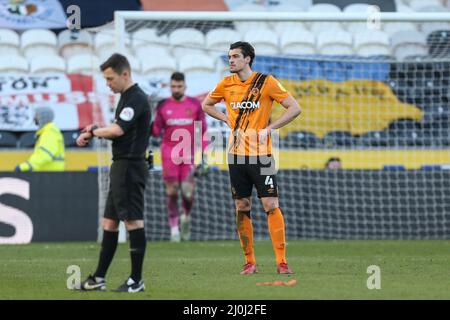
top-left (104, 159), bottom-right (148, 221)
top-left (227, 154), bottom-right (278, 199)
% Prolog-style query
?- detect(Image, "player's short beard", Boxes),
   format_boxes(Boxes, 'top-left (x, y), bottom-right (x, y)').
top-left (172, 92), bottom-right (184, 101)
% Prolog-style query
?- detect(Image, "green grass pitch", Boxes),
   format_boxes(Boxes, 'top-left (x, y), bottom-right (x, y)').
top-left (0, 240), bottom-right (448, 300)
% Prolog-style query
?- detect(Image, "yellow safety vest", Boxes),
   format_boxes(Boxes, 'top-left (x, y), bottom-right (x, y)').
top-left (18, 122), bottom-right (65, 171)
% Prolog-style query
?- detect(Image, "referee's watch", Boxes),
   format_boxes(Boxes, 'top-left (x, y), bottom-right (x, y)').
top-left (90, 125), bottom-right (99, 137)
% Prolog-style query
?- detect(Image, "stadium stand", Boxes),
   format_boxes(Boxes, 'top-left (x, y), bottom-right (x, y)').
top-left (343, 3), bottom-right (375, 34)
top-left (317, 29), bottom-right (353, 55)
top-left (323, 131), bottom-right (357, 148)
top-left (0, 0), bottom-right (449, 153)
top-left (94, 30), bottom-right (133, 60)
top-left (358, 130), bottom-right (390, 147)
top-left (66, 54), bottom-right (100, 74)
top-left (0, 28), bottom-right (20, 55)
top-left (30, 55), bottom-right (66, 73)
top-left (178, 53), bottom-right (216, 74)
top-left (233, 3), bottom-right (270, 33)
top-left (279, 131), bottom-right (319, 149)
top-left (58, 29), bottom-right (94, 60)
top-left (205, 28), bottom-right (241, 54)
top-left (308, 3), bottom-right (343, 34)
top-left (21, 29), bottom-right (58, 60)
top-left (169, 27), bottom-right (206, 59)
top-left (0, 55), bottom-right (28, 73)
top-left (427, 29), bottom-right (450, 57)
top-left (132, 28), bottom-right (170, 60)
top-left (353, 30), bottom-right (391, 57)
top-left (391, 30), bottom-right (428, 60)
top-left (280, 29), bottom-right (316, 55)
top-left (243, 28), bottom-right (279, 55)
top-left (268, 4), bottom-right (307, 36)
top-left (141, 53), bottom-right (177, 77)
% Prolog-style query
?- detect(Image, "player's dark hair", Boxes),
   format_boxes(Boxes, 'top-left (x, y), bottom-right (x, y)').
top-left (100, 53), bottom-right (131, 74)
top-left (171, 72), bottom-right (185, 82)
top-left (229, 41), bottom-right (255, 67)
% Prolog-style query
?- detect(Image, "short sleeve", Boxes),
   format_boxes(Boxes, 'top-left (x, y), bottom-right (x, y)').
top-left (267, 75), bottom-right (290, 104)
top-left (116, 101), bottom-right (144, 133)
top-left (208, 80), bottom-right (225, 101)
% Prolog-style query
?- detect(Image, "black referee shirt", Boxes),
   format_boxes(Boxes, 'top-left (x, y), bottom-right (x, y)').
top-left (112, 83), bottom-right (151, 160)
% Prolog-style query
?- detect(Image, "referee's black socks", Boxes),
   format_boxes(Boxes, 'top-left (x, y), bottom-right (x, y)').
top-left (94, 229), bottom-right (119, 279)
top-left (129, 228), bottom-right (146, 283)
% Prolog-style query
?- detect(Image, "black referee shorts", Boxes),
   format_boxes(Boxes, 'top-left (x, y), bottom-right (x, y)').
top-left (104, 159), bottom-right (148, 221)
top-left (227, 154), bottom-right (278, 199)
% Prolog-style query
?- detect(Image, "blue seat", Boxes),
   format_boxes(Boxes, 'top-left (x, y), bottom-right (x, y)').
top-left (387, 120), bottom-right (432, 147)
top-left (428, 128), bottom-right (450, 147)
top-left (0, 131), bottom-right (18, 148)
top-left (383, 165), bottom-right (405, 170)
top-left (358, 130), bottom-right (389, 147)
top-left (397, 129), bottom-right (433, 147)
top-left (427, 30), bottom-right (450, 58)
top-left (280, 131), bottom-right (319, 149)
top-left (421, 105), bottom-right (450, 135)
top-left (387, 119), bottom-right (420, 133)
top-left (323, 131), bottom-right (355, 148)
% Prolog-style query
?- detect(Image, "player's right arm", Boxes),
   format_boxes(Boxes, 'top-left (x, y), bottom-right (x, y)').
top-left (201, 82), bottom-right (230, 127)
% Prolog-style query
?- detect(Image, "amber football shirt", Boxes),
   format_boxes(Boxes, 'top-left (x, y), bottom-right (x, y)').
top-left (209, 71), bottom-right (290, 156)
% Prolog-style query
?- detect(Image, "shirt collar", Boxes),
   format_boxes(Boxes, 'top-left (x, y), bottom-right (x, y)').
top-left (37, 122), bottom-right (53, 136)
top-left (121, 83), bottom-right (138, 98)
top-left (233, 71), bottom-right (257, 85)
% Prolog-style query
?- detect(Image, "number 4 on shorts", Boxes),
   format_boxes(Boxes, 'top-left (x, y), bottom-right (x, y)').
top-left (265, 176), bottom-right (273, 186)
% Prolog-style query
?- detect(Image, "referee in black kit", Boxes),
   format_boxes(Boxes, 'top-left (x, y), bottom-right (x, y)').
top-left (76, 53), bottom-right (151, 293)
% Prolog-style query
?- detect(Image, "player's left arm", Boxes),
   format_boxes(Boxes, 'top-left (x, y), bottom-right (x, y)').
top-left (267, 95), bottom-right (301, 131)
top-left (265, 76), bottom-right (301, 132)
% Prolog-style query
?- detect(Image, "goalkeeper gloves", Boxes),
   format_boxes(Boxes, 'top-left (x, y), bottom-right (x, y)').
top-left (194, 154), bottom-right (209, 177)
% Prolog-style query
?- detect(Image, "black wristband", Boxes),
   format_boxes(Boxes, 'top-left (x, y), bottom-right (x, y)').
top-left (90, 125), bottom-right (99, 137)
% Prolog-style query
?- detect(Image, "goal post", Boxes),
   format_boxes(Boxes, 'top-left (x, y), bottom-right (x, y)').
top-left (106, 11), bottom-right (450, 241)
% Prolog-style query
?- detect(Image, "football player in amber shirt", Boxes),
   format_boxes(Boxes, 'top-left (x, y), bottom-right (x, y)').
top-left (202, 41), bottom-right (301, 275)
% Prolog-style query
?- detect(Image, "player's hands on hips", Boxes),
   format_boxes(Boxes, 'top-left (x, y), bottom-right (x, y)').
top-left (259, 127), bottom-right (271, 145)
top-left (76, 132), bottom-right (92, 147)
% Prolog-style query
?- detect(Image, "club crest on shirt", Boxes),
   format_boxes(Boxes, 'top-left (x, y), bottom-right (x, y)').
top-left (251, 87), bottom-right (260, 96)
top-left (185, 108), bottom-right (192, 116)
top-left (119, 107), bottom-right (134, 121)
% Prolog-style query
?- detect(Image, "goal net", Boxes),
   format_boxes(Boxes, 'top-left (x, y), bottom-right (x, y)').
top-left (106, 11), bottom-right (450, 240)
